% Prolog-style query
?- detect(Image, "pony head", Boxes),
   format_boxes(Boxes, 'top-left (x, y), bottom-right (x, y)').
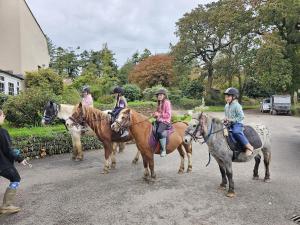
top-left (111, 108), bottom-right (131, 132)
top-left (42, 101), bottom-right (59, 125)
top-left (66, 102), bottom-right (86, 127)
top-left (184, 112), bottom-right (210, 144)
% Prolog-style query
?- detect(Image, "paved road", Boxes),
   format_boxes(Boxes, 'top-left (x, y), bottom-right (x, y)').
top-left (0, 112), bottom-right (299, 225)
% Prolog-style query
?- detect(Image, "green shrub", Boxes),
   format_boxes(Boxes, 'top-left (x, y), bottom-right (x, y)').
top-left (98, 95), bottom-right (115, 104)
top-left (168, 89), bottom-right (182, 102)
top-left (241, 96), bottom-right (259, 105)
top-left (205, 91), bottom-right (224, 106)
top-left (61, 87), bottom-right (81, 105)
top-left (0, 93), bottom-right (8, 109)
top-left (182, 79), bottom-right (204, 99)
top-left (3, 88), bottom-right (60, 127)
top-left (174, 97), bottom-right (201, 109)
top-left (124, 84), bottom-right (141, 101)
top-left (25, 68), bottom-right (63, 95)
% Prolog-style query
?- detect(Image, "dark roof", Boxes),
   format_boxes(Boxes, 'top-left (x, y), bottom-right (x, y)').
top-left (0, 70), bottom-right (24, 80)
top-left (24, 0), bottom-right (47, 39)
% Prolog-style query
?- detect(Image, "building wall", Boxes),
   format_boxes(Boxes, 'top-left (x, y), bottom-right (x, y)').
top-left (0, 0), bottom-right (21, 74)
top-left (0, 71), bottom-right (24, 96)
top-left (19, 0), bottom-right (50, 73)
top-left (0, 0), bottom-right (49, 75)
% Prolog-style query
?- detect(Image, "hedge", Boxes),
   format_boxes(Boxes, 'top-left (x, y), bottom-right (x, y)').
top-left (13, 132), bottom-right (103, 159)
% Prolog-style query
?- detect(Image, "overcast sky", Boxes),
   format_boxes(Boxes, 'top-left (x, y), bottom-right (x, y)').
top-left (26, 0), bottom-right (214, 66)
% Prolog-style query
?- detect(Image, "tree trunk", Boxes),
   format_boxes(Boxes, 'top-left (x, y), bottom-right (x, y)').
top-left (237, 74), bottom-right (243, 103)
top-left (207, 66), bottom-right (213, 93)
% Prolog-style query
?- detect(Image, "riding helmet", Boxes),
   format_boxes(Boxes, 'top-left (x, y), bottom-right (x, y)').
top-left (113, 86), bottom-right (124, 95)
top-left (82, 85), bottom-right (90, 93)
top-left (224, 87), bottom-right (239, 98)
top-left (155, 89), bottom-right (167, 96)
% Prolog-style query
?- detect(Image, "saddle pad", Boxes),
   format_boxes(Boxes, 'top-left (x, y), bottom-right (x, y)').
top-left (149, 124), bottom-right (174, 153)
top-left (226, 125), bottom-right (263, 152)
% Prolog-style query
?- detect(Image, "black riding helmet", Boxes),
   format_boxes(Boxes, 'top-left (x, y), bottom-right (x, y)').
top-left (82, 85), bottom-right (90, 93)
top-left (113, 86), bottom-right (124, 95)
top-left (224, 87), bottom-right (239, 98)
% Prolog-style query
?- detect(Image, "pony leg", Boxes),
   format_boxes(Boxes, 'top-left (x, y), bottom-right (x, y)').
top-left (225, 162), bottom-right (235, 197)
top-left (177, 145), bottom-right (185, 174)
top-left (71, 131), bottom-right (83, 161)
top-left (102, 142), bottom-right (113, 174)
top-left (149, 156), bottom-right (156, 179)
top-left (185, 144), bottom-right (192, 173)
top-left (253, 154), bottom-right (261, 180)
top-left (262, 148), bottom-right (271, 182)
top-left (111, 143), bottom-right (117, 169)
top-left (141, 154), bottom-right (150, 180)
top-left (218, 164), bottom-right (227, 190)
top-left (132, 149), bottom-right (140, 164)
top-left (118, 142), bottom-right (125, 153)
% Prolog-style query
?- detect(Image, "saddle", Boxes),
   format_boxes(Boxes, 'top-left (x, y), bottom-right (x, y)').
top-left (225, 125), bottom-right (262, 160)
top-left (149, 122), bottom-right (174, 153)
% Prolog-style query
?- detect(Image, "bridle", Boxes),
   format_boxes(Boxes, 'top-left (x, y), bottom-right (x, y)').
top-left (113, 110), bottom-right (151, 131)
top-left (185, 112), bottom-right (227, 144)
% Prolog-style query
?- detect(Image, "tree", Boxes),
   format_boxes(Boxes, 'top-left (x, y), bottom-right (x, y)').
top-left (172, 1), bottom-right (252, 92)
top-left (129, 54), bottom-right (175, 89)
top-left (51, 47), bottom-right (80, 78)
top-left (254, 33), bottom-right (293, 93)
top-left (25, 68), bottom-right (63, 95)
top-left (257, 0), bottom-right (300, 92)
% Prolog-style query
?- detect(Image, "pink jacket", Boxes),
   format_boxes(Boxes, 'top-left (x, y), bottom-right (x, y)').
top-left (156, 100), bottom-right (172, 123)
top-left (82, 94), bottom-right (93, 107)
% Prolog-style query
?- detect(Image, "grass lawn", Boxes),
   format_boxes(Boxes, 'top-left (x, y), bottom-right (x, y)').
top-left (3, 124), bottom-right (67, 138)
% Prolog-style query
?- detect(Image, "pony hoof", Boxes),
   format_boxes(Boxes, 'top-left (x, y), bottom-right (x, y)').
top-left (218, 185), bottom-right (226, 191)
top-left (264, 178), bottom-right (271, 183)
top-left (178, 169), bottom-right (184, 174)
top-left (187, 167), bottom-right (192, 173)
top-left (132, 159), bottom-right (138, 164)
top-left (75, 158), bottom-right (83, 161)
top-left (151, 174), bottom-right (156, 179)
top-left (111, 163), bottom-right (116, 169)
top-left (226, 191), bottom-right (236, 198)
top-left (252, 176), bottom-right (259, 180)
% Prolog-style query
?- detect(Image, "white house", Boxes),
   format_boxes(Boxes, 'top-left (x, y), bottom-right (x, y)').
top-left (0, 70), bottom-right (24, 96)
top-left (0, 0), bottom-right (50, 95)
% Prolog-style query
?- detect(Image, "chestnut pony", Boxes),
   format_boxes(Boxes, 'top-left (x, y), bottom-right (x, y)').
top-left (66, 103), bottom-right (135, 173)
top-left (111, 108), bottom-right (193, 180)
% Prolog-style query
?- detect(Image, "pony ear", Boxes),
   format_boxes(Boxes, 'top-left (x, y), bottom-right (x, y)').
top-left (124, 108), bottom-right (130, 114)
top-left (49, 101), bottom-right (53, 106)
top-left (79, 102), bottom-right (82, 108)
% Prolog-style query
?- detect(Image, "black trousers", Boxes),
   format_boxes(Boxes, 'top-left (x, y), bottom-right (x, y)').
top-left (0, 167), bottom-right (21, 182)
top-left (156, 122), bottom-right (171, 139)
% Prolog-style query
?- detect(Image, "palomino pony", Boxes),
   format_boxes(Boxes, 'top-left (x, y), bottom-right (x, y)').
top-left (111, 108), bottom-right (193, 181)
top-left (42, 101), bottom-right (140, 167)
top-left (184, 113), bottom-right (271, 197)
top-left (65, 102), bottom-right (139, 173)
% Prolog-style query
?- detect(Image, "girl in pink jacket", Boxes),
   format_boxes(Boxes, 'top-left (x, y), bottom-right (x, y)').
top-left (153, 89), bottom-right (172, 157)
top-left (81, 86), bottom-right (93, 107)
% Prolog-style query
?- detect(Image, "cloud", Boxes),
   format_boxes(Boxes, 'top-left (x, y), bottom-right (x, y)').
top-left (26, 0), bottom-right (213, 66)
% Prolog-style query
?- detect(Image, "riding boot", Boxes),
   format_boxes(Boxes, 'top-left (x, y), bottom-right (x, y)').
top-left (159, 138), bottom-right (167, 157)
top-left (0, 188), bottom-right (21, 214)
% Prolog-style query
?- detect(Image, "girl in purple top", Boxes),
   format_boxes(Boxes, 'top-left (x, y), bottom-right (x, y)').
top-left (153, 89), bottom-right (172, 157)
top-left (111, 86), bottom-right (128, 137)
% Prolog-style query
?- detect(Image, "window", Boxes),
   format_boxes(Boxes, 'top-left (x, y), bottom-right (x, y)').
top-left (0, 76), bottom-right (4, 81)
top-left (0, 83), bottom-right (4, 93)
top-left (8, 83), bottom-right (14, 95)
top-left (17, 87), bottom-right (20, 95)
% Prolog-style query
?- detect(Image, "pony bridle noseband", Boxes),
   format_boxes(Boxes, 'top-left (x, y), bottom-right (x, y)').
top-left (68, 110), bottom-right (86, 128)
top-left (185, 112), bottom-right (204, 142)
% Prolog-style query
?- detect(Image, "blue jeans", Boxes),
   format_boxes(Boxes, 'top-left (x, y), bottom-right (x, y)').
top-left (230, 123), bottom-right (250, 146)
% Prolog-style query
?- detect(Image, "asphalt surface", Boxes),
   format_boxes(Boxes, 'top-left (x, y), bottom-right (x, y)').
top-left (0, 111), bottom-right (299, 225)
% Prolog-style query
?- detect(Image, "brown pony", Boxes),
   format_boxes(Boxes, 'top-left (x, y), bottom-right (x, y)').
top-left (111, 108), bottom-right (193, 180)
top-left (66, 103), bottom-right (135, 173)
